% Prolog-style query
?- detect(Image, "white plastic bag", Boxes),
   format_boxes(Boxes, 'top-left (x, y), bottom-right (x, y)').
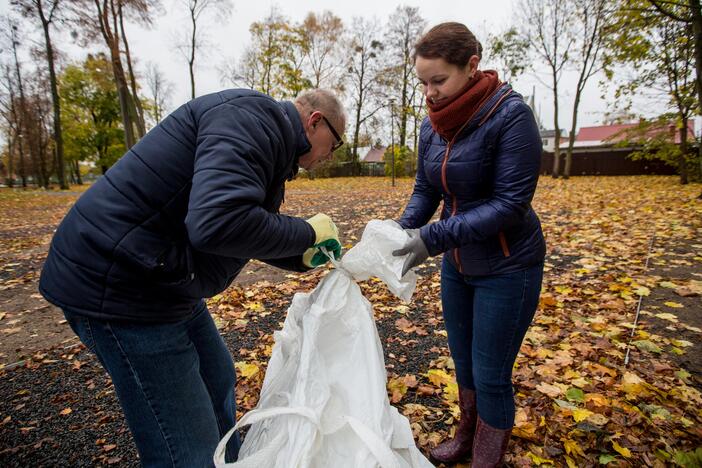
top-left (340, 220), bottom-right (417, 303)
top-left (213, 220), bottom-right (432, 468)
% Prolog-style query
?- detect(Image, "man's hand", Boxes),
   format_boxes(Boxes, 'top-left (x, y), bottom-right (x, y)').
top-left (303, 213), bottom-right (342, 268)
top-left (392, 229), bottom-right (429, 276)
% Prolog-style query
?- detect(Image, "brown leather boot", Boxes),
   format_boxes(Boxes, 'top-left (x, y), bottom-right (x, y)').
top-left (430, 387), bottom-right (477, 464)
top-left (470, 416), bottom-right (512, 467)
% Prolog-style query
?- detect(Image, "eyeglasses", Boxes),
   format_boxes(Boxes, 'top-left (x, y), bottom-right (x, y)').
top-left (321, 115), bottom-right (344, 152)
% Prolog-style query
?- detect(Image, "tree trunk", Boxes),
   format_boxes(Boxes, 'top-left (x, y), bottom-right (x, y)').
top-left (400, 66), bottom-right (409, 148)
top-left (551, 72), bottom-right (561, 178)
top-left (189, 3), bottom-right (197, 99)
top-left (679, 119), bottom-right (689, 184)
top-left (74, 160), bottom-right (83, 185)
top-left (10, 29), bottom-right (28, 188)
top-left (352, 103), bottom-right (362, 175)
top-left (96, 0), bottom-right (136, 148)
top-left (6, 130), bottom-right (14, 187)
top-left (38, 0), bottom-right (67, 189)
top-left (118, 3), bottom-right (146, 137)
top-left (564, 89), bottom-right (582, 179)
top-left (351, 58), bottom-right (365, 176)
top-left (689, 0), bottom-right (702, 195)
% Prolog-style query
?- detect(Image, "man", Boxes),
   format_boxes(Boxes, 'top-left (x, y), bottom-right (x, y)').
top-left (39, 88), bottom-right (346, 467)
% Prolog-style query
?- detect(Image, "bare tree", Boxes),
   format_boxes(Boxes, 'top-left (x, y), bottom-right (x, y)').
top-left (117, 0), bottom-right (156, 137)
top-left (219, 45), bottom-right (262, 90)
top-left (145, 61), bottom-right (173, 125)
top-left (301, 11), bottom-right (344, 89)
top-left (224, 7), bottom-right (310, 99)
top-left (486, 26), bottom-right (531, 83)
top-left (608, 1), bottom-right (697, 184)
top-left (0, 60), bottom-right (23, 187)
top-left (346, 17), bottom-right (386, 169)
top-left (177, 0), bottom-right (232, 99)
top-left (4, 17), bottom-right (29, 187)
top-left (643, 0), bottom-right (702, 194)
top-left (72, 0), bottom-right (154, 148)
top-left (563, 0), bottom-right (610, 179)
top-left (518, 0), bottom-right (575, 178)
top-left (12, 0), bottom-right (68, 188)
top-left (386, 6), bottom-right (427, 149)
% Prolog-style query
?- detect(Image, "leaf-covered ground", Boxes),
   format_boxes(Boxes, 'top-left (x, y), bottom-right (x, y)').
top-left (0, 176), bottom-right (700, 467)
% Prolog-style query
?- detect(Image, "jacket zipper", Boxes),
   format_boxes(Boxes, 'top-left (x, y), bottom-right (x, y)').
top-left (439, 88), bottom-right (515, 272)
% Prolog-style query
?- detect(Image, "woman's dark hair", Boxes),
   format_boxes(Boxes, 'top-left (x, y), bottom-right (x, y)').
top-left (413, 22), bottom-right (482, 67)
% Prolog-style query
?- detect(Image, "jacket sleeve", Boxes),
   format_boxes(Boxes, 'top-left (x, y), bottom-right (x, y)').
top-left (420, 102), bottom-right (542, 255)
top-left (398, 125), bottom-right (442, 229)
top-left (185, 98), bottom-right (316, 259)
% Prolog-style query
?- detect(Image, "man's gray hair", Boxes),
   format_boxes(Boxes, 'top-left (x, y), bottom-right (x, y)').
top-left (295, 89), bottom-right (347, 134)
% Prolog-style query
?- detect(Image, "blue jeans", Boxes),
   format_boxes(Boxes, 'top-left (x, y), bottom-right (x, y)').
top-left (441, 257), bottom-right (543, 430)
top-left (64, 301), bottom-right (241, 467)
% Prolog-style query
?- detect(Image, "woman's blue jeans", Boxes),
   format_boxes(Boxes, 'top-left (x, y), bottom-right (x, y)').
top-left (63, 301), bottom-right (241, 467)
top-left (441, 256), bottom-right (543, 430)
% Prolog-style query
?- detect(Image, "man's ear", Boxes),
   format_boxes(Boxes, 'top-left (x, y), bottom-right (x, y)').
top-left (308, 110), bottom-right (323, 129)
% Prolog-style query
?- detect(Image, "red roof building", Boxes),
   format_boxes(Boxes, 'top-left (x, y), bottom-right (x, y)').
top-left (574, 121), bottom-right (695, 147)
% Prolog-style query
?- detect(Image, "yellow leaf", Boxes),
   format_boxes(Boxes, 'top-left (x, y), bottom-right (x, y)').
top-left (526, 452), bottom-right (554, 465)
top-left (536, 382), bottom-right (563, 398)
top-left (612, 441), bottom-right (632, 458)
top-left (664, 301), bottom-right (684, 308)
top-left (655, 312), bottom-right (678, 322)
top-left (563, 439), bottom-right (586, 457)
top-left (443, 382), bottom-right (458, 403)
top-left (425, 369), bottom-right (453, 387)
top-left (586, 413), bottom-right (609, 426)
top-left (572, 408), bottom-right (593, 422)
top-left (387, 377), bottom-right (408, 403)
top-left (585, 393), bottom-right (609, 406)
top-left (59, 408), bottom-right (73, 416)
top-left (235, 361), bottom-right (259, 379)
top-left (244, 301), bottom-right (265, 312)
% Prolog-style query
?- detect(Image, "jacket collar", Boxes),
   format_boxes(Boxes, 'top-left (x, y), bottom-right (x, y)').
top-left (468, 83), bottom-right (515, 129)
top-left (281, 101), bottom-right (311, 158)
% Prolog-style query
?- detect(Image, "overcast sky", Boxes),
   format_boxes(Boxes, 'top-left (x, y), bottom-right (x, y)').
top-left (2, 0), bottom-right (662, 139)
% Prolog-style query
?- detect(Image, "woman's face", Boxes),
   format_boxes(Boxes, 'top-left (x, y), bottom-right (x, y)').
top-left (415, 55), bottom-right (478, 105)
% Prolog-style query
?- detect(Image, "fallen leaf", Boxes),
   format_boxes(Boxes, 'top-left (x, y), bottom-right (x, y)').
top-left (612, 440), bottom-right (632, 458)
top-left (536, 382), bottom-right (563, 398)
top-left (234, 362), bottom-right (259, 379)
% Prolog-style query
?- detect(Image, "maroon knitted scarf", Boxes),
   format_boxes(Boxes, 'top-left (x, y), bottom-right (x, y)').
top-left (426, 70), bottom-right (501, 141)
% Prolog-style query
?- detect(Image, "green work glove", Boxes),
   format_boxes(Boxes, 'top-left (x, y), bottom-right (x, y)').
top-left (303, 213), bottom-right (342, 268)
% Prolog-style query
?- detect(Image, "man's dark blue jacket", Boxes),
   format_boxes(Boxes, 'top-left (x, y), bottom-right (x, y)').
top-left (399, 84), bottom-right (546, 275)
top-left (40, 90), bottom-right (316, 322)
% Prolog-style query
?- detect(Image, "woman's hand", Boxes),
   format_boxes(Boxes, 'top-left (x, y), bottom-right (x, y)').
top-left (392, 229), bottom-right (430, 276)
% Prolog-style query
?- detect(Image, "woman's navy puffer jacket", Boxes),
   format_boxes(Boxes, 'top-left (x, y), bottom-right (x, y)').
top-left (399, 84), bottom-right (546, 275)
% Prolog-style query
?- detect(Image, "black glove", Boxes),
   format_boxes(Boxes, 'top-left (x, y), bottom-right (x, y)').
top-left (392, 229), bottom-right (430, 276)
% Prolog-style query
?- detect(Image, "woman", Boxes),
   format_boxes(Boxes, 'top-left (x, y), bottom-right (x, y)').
top-left (392, 22), bottom-right (546, 467)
